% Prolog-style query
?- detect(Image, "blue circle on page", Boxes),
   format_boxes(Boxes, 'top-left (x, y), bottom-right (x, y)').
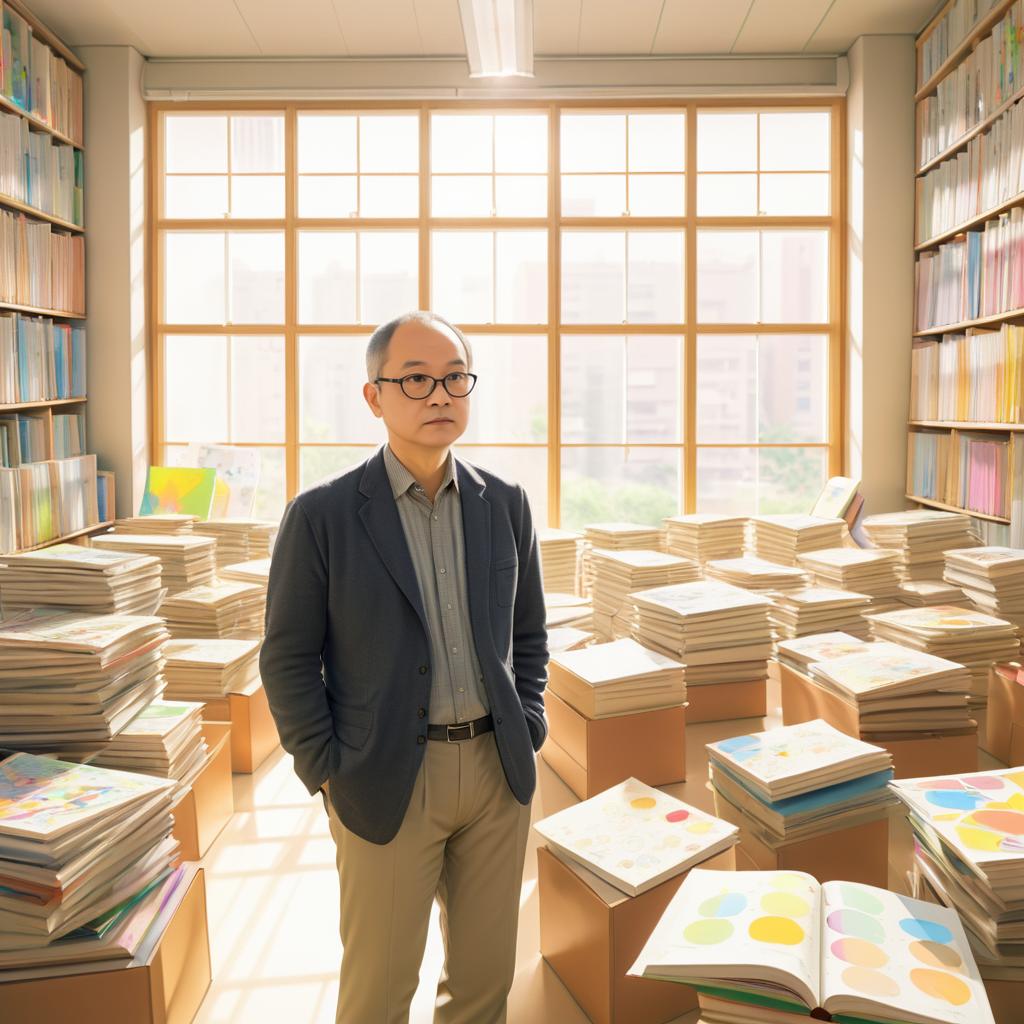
top-left (899, 918), bottom-right (953, 944)
top-left (923, 789), bottom-right (986, 811)
top-left (715, 735), bottom-right (761, 761)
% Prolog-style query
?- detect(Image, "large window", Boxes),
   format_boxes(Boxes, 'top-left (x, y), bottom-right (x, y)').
top-left (152, 101), bottom-right (843, 526)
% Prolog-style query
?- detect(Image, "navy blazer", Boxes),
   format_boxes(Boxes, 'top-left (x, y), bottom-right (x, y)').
top-left (259, 447), bottom-right (549, 845)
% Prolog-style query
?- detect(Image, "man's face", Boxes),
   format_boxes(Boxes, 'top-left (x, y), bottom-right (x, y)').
top-left (363, 320), bottom-right (471, 450)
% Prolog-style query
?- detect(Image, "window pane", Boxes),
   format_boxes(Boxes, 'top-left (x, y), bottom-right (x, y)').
top-left (360, 115), bottom-right (419, 173)
top-left (697, 231), bottom-right (758, 323)
top-left (760, 111), bottom-right (830, 171)
top-left (298, 114), bottom-right (356, 173)
top-left (561, 446), bottom-right (680, 530)
top-left (696, 446), bottom-right (827, 513)
top-left (697, 335), bottom-right (757, 443)
top-left (299, 336), bottom-right (383, 444)
top-left (628, 174), bottom-right (684, 216)
top-left (431, 231), bottom-right (493, 323)
top-left (360, 232), bottom-right (419, 325)
top-left (697, 447), bottom-right (756, 513)
top-left (164, 176), bottom-right (228, 219)
top-left (432, 175), bottom-right (492, 217)
top-left (298, 175), bottom-right (358, 218)
top-left (164, 233), bottom-right (225, 323)
top-left (459, 335), bottom-right (547, 443)
top-left (495, 231), bottom-right (547, 323)
top-left (760, 173), bottom-right (829, 215)
top-left (561, 335), bottom-right (682, 443)
top-left (561, 231), bottom-right (625, 324)
top-left (360, 176), bottom-right (418, 217)
top-left (457, 445), bottom-right (548, 526)
top-left (698, 112), bottom-right (756, 171)
top-left (227, 232), bottom-right (284, 324)
top-left (231, 336), bottom-right (285, 442)
top-left (495, 175), bottom-right (546, 216)
top-left (301, 446), bottom-right (378, 491)
top-left (628, 113), bottom-right (685, 171)
top-left (231, 116), bottom-right (284, 173)
top-left (230, 176), bottom-right (284, 218)
top-left (165, 115), bottom-right (227, 174)
top-left (561, 175), bottom-right (626, 217)
top-left (495, 115), bottom-right (547, 172)
top-left (432, 115), bottom-right (492, 173)
top-left (298, 232), bottom-right (356, 324)
top-left (165, 335), bottom-right (228, 441)
top-left (697, 174), bottom-right (757, 216)
top-left (627, 231), bottom-right (684, 323)
top-left (561, 114), bottom-right (626, 173)
top-left (760, 230), bottom-right (828, 322)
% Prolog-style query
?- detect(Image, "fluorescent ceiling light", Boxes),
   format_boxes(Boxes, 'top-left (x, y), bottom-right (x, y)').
top-left (458, 0), bottom-right (534, 79)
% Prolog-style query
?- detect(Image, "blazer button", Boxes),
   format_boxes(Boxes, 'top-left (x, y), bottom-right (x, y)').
top-left (417, 707), bottom-right (426, 718)
top-left (418, 665), bottom-right (428, 675)
top-left (417, 735), bottom-right (426, 745)
top-left (496, 717), bottom-right (502, 725)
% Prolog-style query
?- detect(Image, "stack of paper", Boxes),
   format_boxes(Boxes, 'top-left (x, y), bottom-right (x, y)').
top-left (548, 638), bottom-right (684, 718)
top-left (533, 778), bottom-right (738, 897)
top-left (537, 528), bottom-right (581, 594)
top-left (193, 518), bottom-right (277, 569)
top-left (769, 586), bottom-right (873, 640)
top-left (775, 632), bottom-right (875, 673)
top-left (547, 627), bottom-right (592, 653)
top-left (707, 719), bottom-right (895, 841)
top-left (111, 514), bottom-right (196, 536)
top-left (897, 579), bottom-right (970, 607)
top-left (0, 543), bottom-right (164, 616)
top-left (662, 514), bottom-right (747, 564)
top-left (750, 514), bottom-right (847, 566)
top-left (91, 534), bottom-right (216, 595)
top-left (0, 610), bottom-right (168, 751)
top-left (220, 557), bottom-right (270, 591)
top-left (160, 579), bottom-right (266, 640)
top-left (581, 523), bottom-right (663, 595)
top-left (590, 549), bottom-right (699, 639)
top-left (807, 644), bottom-right (973, 738)
top-left (162, 638), bottom-right (261, 700)
top-left (862, 509), bottom-right (979, 580)
top-left (867, 605), bottom-right (1020, 705)
top-left (544, 592), bottom-right (593, 630)
top-left (89, 700), bottom-right (207, 792)
top-left (944, 547), bottom-right (1024, 628)
top-left (0, 753), bottom-right (178, 956)
top-left (797, 547), bottom-right (903, 612)
top-left (630, 581), bottom-right (773, 690)
top-left (704, 556), bottom-right (807, 594)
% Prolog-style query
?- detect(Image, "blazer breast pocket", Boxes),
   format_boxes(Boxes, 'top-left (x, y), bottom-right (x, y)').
top-left (494, 555), bottom-right (518, 608)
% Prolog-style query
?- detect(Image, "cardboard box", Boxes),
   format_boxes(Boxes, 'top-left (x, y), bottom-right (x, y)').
top-left (711, 787), bottom-right (889, 887)
top-left (172, 721), bottom-right (233, 862)
top-left (538, 844), bottom-right (736, 1024)
top-left (983, 976), bottom-right (1021, 1024)
top-left (542, 692), bottom-right (685, 799)
top-left (0, 866), bottom-right (212, 1024)
top-left (987, 664), bottom-right (1024, 766)
top-left (202, 678), bottom-right (281, 774)
top-left (685, 679), bottom-right (766, 724)
top-left (779, 662), bottom-right (978, 778)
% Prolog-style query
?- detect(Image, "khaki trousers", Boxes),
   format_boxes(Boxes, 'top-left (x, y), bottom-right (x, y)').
top-left (325, 732), bottom-right (532, 1024)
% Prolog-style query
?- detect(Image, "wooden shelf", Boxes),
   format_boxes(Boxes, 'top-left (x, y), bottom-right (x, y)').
top-left (0, 193), bottom-right (83, 233)
top-left (913, 306), bottom-right (1024, 336)
top-left (0, 92), bottom-right (82, 151)
top-left (906, 494), bottom-right (1010, 524)
top-left (13, 520), bottom-right (114, 554)
top-left (4, 0), bottom-right (84, 72)
top-left (909, 420), bottom-right (1024, 432)
top-left (0, 396), bottom-right (86, 412)
top-left (0, 301), bottom-right (85, 320)
top-left (916, 189), bottom-right (1024, 251)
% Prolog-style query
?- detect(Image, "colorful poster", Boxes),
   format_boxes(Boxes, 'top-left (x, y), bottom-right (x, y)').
top-left (139, 466), bottom-right (216, 519)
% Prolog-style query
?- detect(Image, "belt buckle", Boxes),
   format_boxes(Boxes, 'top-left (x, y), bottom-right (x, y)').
top-left (446, 722), bottom-right (473, 742)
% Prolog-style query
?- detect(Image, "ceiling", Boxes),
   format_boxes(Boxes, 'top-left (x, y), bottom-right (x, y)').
top-left (27, 0), bottom-right (943, 59)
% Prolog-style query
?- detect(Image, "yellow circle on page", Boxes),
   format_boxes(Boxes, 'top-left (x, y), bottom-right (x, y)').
top-left (769, 874), bottom-right (807, 892)
top-left (761, 892), bottom-right (811, 918)
top-left (910, 941), bottom-right (964, 972)
top-left (686, 820), bottom-right (712, 835)
top-left (955, 824), bottom-right (1004, 852)
top-left (630, 797), bottom-right (657, 810)
top-left (749, 916), bottom-right (805, 946)
top-left (910, 968), bottom-right (972, 1006)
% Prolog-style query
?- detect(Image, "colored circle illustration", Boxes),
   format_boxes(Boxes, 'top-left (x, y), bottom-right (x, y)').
top-left (770, 874), bottom-right (807, 892)
top-left (831, 938), bottom-right (888, 968)
top-left (761, 892), bottom-right (810, 918)
top-left (970, 809), bottom-right (1024, 835)
top-left (909, 941), bottom-right (963, 972)
top-left (716, 734), bottom-right (760, 756)
top-left (687, 820), bottom-right (713, 835)
top-left (698, 892), bottom-right (747, 918)
top-left (899, 919), bottom-right (953, 944)
top-left (955, 824), bottom-right (1005, 852)
top-left (665, 809), bottom-right (690, 823)
top-left (630, 797), bottom-right (657, 810)
top-left (839, 885), bottom-right (884, 915)
top-left (684, 918), bottom-right (734, 945)
top-left (923, 790), bottom-right (985, 810)
top-left (910, 968), bottom-right (971, 1006)
top-left (826, 910), bottom-right (885, 944)
top-left (961, 775), bottom-right (1004, 790)
top-left (841, 966), bottom-right (900, 998)
top-left (749, 916), bottom-right (805, 945)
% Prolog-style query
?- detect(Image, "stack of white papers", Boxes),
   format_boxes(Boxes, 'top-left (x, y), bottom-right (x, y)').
top-left (750, 514), bottom-right (847, 567)
top-left (862, 510), bottom-right (979, 581)
top-left (662, 514), bottom-right (747, 564)
top-left (92, 534), bottom-right (216, 596)
top-left (537, 528), bottom-right (581, 595)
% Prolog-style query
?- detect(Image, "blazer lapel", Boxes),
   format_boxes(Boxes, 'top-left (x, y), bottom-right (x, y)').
top-left (456, 457), bottom-right (492, 650)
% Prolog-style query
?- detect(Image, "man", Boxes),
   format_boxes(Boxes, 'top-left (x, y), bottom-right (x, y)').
top-left (260, 310), bottom-right (549, 1024)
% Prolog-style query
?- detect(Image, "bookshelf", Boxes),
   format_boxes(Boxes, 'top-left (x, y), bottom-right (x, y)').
top-left (911, 0), bottom-right (1024, 546)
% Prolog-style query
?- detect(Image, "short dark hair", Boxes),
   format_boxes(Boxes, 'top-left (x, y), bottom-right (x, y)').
top-left (366, 311), bottom-right (473, 383)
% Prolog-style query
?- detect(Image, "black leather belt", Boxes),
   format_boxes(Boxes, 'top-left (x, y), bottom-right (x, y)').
top-left (427, 714), bottom-right (494, 742)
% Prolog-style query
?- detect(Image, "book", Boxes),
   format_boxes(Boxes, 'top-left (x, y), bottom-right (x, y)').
top-left (768, 586), bottom-right (873, 640)
top-left (0, 314), bottom-right (86, 405)
top-left (91, 532), bottom-right (217, 595)
top-left (662, 514), bottom-right (747, 564)
top-left (810, 477), bottom-right (861, 521)
top-left (943, 546), bottom-right (1024, 627)
top-left (775, 631), bottom-right (876, 672)
top-left (580, 522), bottom-right (663, 595)
top-left (192, 517), bottom-right (278, 568)
top-left (704, 556), bottom-right (808, 594)
top-left (112, 514), bottom-right (196, 535)
top-left (544, 591), bottom-right (593, 630)
top-left (162, 637), bottom-right (260, 700)
top-left (536, 527), bottom-right (580, 594)
top-left (796, 547), bottom-right (903, 609)
top-left (160, 578), bottom-right (266, 640)
top-left (749, 515), bottom-right (847, 568)
top-left (862, 511), bottom-right (980, 582)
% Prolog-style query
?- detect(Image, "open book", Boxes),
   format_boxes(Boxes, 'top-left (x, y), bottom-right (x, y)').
top-left (629, 869), bottom-right (994, 1024)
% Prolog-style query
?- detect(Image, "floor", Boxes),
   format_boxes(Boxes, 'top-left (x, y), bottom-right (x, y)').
top-left (191, 680), bottom-right (997, 1024)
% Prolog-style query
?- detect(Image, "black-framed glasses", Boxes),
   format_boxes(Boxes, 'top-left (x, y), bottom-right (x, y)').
top-left (374, 371), bottom-right (478, 400)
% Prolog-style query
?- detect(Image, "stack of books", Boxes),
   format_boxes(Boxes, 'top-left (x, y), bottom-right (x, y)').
top-left (537, 527), bottom-right (581, 594)
top-left (796, 547), bottom-right (903, 612)
top-left (162, 638), bottom-right (261, 701)
top-left (0, 610), bottom-right (168, 752)
top-left (775, 631), bottom-right (874, 674)
top-left (662, 514), bottom-right (747, 564)
top-left (867, 605), bottom-right (1021, 706)
top-left (806, 644), bottom-right (973, 738)
top-left (533, 778), bottom-right (738, 897)
top-left (547, 627), bottom-right (592, 654)
top-left (220, 557), bottom-right (270, 591)
top-left (897, 579), bottom-right (970, 608)
top-left (159, 579), bottom-right (266, 640)
top-left (861, 510), bottom-right (979, 581)
top-left (544, 592), bottom-right (593, 631)
top-left (630, 581), bottom-right (773, 692)
top-left (944, 547), bottom-right (1024, 628)
top-left (547, 638), bottom-right (685, 719)
top-left (581, 523), bottom-right (663, 595)
top-left (707, 719), bottom-right (896, 844)
top-left (589, 549), bottom-right (699, 639)
top-left (112, 514), bottom-right (196, 535)
top-left (193, 518), bottom-right (277, 569)
top-left (92, 533), bottom-right (217, 595)
top-left (0, 543), bottom-right (163, 616)
top-left (0, 753), bottom-right (179, 962)
top-left (768, 587), bottom-right (873, 640)
top-left (749, 514), bottom-right (847, 567)
top-left (704, 556), bottom-right (807, 594)
top-left (89, 699), bottom-right (208, 793)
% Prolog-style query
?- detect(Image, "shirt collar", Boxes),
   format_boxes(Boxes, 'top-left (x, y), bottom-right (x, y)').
top-left (382, 444), bottom-right (459, 500)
